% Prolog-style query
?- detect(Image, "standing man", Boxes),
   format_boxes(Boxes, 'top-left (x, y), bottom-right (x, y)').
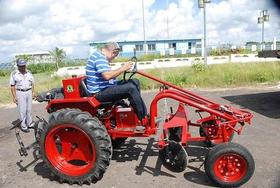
top-left (86, 42), bottom-right (148, 129)
top-left (10, 59), bottom-right (35, 133)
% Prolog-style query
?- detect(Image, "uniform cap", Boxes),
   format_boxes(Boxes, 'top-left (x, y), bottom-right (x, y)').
top-left (17, 59), bottom-right (27, 66)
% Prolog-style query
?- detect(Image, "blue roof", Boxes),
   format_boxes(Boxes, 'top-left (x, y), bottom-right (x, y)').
top-left (89, 38), bottom-right (201, 46)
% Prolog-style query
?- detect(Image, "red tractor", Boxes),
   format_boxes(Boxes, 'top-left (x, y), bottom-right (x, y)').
top-left (12, 60), bottom-right (255, 187)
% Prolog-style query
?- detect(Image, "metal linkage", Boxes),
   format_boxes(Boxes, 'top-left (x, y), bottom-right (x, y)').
top-left (10, 118), bottom-right (41, 158)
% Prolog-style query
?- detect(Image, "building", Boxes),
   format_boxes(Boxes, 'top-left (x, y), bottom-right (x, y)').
top-left (15, 52), bottom-right (54, 64)
top-left (245, 41), bottom-right (280, 51)
top-left (89, 39), bottom-right (202, 57)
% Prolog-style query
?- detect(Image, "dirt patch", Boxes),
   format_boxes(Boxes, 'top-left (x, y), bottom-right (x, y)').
top-left (0, 127), bottom-right (12, 141)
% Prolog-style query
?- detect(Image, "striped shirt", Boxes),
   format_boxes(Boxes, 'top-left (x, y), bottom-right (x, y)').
top-left (86, 50), bottom-right (116, 94)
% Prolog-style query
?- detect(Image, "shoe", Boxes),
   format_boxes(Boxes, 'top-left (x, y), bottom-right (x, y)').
top-left (135, 125), bottom-right (145, 132)
top-left (21, 127), bottom-right (30, 133)
top-left (28, 121), bottom-right (35, 129)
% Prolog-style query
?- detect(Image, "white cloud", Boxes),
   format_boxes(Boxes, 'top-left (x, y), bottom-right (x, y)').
top-left (0, 0), bottom-right (279, 62)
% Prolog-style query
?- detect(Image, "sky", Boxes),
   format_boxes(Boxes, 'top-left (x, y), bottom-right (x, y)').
top-left (0, 0), bottom-right (279, 63)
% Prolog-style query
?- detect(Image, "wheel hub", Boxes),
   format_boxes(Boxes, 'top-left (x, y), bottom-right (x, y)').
top-left (45, 124), bottom-right (96, 176)
top-left (214, 153), bottom-right (247, 182)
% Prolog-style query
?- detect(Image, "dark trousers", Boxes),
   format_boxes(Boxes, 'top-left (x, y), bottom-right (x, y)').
top-left (95, 79), bottom-right (147, 120)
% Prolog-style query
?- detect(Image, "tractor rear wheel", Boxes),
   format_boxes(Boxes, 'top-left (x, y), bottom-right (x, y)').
top-left (205, 142), bottom-right (255, 187)
top-left (39, 108), bottom-right (112, 185)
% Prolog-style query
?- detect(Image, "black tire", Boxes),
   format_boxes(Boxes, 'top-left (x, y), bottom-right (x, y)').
top-left (205, 142), bottom-right (255, 188)
top-left (159, 141), bottom-right (188, 172)
top-left (168, 127), bottom-right (182, 142)
top-left (111, 137), bottom-right (127, 148)
top-left (39, 108), bottom-right (112, 185)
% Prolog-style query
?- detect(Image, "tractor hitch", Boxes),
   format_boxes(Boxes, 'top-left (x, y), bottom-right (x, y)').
top-left (11, 116), bottom-right (46, 158)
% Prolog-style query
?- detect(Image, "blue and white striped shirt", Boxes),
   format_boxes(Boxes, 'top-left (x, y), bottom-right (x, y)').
top-left (86, 50), bottom-right (116, 94)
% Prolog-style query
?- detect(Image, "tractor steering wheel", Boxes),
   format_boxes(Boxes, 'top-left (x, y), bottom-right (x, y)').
top-left (123, 56), bottom-right (137, 81)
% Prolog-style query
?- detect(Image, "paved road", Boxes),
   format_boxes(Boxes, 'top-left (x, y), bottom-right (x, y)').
top-left (0, 87), bottom-right (279, 188)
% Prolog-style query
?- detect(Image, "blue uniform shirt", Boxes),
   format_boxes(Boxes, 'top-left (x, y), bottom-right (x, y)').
top-left (86, 50), bottom-right (116, 94)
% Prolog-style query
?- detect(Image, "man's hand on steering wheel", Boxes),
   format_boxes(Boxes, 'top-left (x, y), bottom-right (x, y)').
top-left (123, 60), bottom-right (137, 81)
top-left (122, 61), bottom-right (134, 72)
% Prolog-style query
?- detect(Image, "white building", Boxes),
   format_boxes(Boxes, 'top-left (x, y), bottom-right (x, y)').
top-left (15, 52), bottom-right (54, 64)
top-left (89, 39), bottom-right (202, 57)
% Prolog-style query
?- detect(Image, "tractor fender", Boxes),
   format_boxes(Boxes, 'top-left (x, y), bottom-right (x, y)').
top-left (46, 97), bottom-right (100, 115)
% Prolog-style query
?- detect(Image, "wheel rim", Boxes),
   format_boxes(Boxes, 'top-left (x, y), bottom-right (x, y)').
top-left (45, 124), bottom-right (96, 177)
top-left (213, 153), bottom-right (247, 183)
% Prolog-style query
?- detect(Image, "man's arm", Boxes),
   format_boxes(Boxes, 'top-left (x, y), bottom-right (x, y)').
top-left (10, 86), bottom-right (17, 104)
top-left (32, 84), bottom-right (35, 99)
top-left (9, 72), bottom-right (17, 104)
top-left (102, 62), bottom-right (133, 80)
top-left (30, 72), bottom-right (35, 99)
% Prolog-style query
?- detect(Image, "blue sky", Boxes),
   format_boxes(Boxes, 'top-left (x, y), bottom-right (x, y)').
top-left (151, 0), bottom-right (178, 10)
top-left (0, 0), bottom-right (279, 63)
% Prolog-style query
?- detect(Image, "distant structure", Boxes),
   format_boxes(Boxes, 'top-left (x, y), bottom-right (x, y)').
top-left (245, 41), bottom-right (280, 51)
top-left (0, 52), bottom-right (55, 70)
top-left (15, 52), bottom-right (54, 64)
top-left (89, 39), bottom-right (202, 57)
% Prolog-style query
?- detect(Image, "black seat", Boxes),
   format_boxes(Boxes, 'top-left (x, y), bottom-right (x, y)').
top-left (79, 77), bottom-right (115, 108)
top-left (79, 78), bottom-right (91, 97)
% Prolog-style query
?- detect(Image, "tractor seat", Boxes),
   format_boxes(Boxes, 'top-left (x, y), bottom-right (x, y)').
top-left (79, 77), bottom-right (91, 97)
top-left (79, 77), bottom-right (114, 108)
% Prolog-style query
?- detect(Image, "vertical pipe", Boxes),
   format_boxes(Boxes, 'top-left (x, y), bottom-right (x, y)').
top-left (262, 19), bottom-right (264, 51)
top-left (166, 0), bottom-right (170, 39)
top-left (203, 3), bottom-right (207, 65)
top-left (142, 0), bottom-right (147, 54)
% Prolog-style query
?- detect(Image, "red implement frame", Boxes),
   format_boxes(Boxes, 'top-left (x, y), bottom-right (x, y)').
top-left (46, 70), bottom-right (253, 147)
top-left (136, 70), bottom-right (253, 147)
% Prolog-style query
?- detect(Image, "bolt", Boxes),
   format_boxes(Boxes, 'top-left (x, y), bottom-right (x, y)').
top-left (72, 143), bottom-right (78, 149)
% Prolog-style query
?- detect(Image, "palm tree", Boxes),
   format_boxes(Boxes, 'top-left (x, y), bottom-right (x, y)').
top-left (49, 47), bottom-right (66, 70)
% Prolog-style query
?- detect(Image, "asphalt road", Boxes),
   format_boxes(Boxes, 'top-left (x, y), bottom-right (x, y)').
top-left (0, 87), bottom-right (279, 188)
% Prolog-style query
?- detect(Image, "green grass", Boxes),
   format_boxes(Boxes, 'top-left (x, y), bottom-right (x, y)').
top-left (1, 61), bottom-right (279, 104)
top-left (136, 61), bottom-right (280, 89)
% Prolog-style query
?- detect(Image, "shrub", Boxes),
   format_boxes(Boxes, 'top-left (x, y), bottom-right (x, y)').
top-left (0, 70), bottom-right (10, 77)
top-left (191, 62), bottom-right (207, 72)
top-left (27, 63), bottom-right (56, 74)
top-left (253, 72), bottom-right (269, 82)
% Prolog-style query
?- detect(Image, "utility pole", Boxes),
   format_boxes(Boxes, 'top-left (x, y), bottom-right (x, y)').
top-left (258, 10), bottom-right (269, 51)
top-left (198, 0), bottom-right (211, 65)
top-left (142, 0), bottom-right (147, 54)
top-left (166, 0), bottom-right (170, 39)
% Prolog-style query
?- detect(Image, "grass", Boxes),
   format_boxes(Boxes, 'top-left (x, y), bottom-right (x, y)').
top-left (1, 61), bottom-right (279, 104)
top-left (136, 61), bottom-right (280, 89)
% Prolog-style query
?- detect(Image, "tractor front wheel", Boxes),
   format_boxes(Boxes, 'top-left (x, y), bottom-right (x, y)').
top-left (205, 142), bottom-right (255, 187)
top-left (39, 109), bottom-right (112, 185)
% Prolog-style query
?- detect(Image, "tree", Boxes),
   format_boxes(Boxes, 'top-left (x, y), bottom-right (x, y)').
top-left (49, 47), bottom-right (66, 70)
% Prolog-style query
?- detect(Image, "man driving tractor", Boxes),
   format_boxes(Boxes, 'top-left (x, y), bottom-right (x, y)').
top-left (85, 42), bottom-right (148, 130)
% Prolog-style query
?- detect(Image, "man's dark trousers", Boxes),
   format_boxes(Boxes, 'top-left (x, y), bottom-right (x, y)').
top-left (95, 79), bottom-right (147, 120)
